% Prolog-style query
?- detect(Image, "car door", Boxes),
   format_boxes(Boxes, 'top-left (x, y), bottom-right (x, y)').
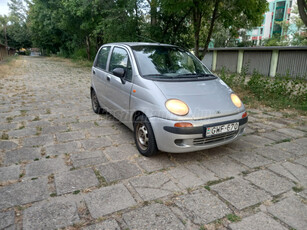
top-left (92, 46), bottom-right (111, 109)
top-left (105, 46), bottom-right (134, 122)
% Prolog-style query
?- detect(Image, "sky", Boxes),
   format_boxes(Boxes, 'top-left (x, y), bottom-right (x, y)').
top-left (0, 0), bottom-right (10, 16)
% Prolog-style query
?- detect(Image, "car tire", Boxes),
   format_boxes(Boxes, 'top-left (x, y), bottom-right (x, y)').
top-left (91, 89), bottom-right (104, 114)
top-left (134, 115), bottom-right (158, 157)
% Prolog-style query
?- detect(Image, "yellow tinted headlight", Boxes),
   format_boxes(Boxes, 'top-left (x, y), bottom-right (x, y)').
top-left (231, 93), bottom-right (242, 108)
top-left (165, 99), bottom-right (189, 116)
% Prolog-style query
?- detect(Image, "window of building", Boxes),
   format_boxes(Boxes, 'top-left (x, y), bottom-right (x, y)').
top-left (260, 28), bottom-right (263, 34)
top-left (290, 1), bottom-right (292, 7)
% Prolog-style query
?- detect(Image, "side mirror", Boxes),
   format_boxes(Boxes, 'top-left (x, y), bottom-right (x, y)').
top-left (112, 67), bottom-right (126, 84)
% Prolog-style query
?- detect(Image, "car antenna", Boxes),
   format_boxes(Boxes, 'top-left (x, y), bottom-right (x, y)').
top-left (136, 35), bottom-right (160, 44)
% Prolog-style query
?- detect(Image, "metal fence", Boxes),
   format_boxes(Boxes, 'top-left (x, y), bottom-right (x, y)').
top-left (202, 46), bottom-right (307, 78)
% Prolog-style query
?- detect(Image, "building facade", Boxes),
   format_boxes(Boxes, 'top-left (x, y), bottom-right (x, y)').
top-left (245, 0), bottom-right (297, 45)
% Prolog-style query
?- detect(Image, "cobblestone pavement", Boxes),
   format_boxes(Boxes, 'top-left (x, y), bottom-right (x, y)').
top-left (0, 56), bottom-right (306, 230)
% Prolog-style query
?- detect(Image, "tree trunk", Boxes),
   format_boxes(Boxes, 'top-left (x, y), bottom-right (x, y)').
top-left (201, 0), bottom-right (219, 58)
top-left (297, 0), bottom-right (307, 27)
top-left (192, 1), bottom-right (202, 58)
top-left (86, 36), bottom-right (90, 60)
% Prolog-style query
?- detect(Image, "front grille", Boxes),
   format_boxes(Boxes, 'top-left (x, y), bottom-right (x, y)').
top-left (193, 130), bottom-right (238, 146)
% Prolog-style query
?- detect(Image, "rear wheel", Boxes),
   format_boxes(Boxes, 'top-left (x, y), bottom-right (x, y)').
top-left (91, 89), bottom-right (104, 114)
top-left (134, 115), bottom-right (158, 157)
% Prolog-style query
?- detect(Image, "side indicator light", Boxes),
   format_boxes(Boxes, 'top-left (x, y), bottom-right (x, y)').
top-left (174, 122), bottom-right (193, 127)
top-left (242, 111), bottom-right (247, 118)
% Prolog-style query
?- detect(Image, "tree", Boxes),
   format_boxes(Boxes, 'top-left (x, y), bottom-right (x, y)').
top-left (297, 0), bottom-right (307, 27)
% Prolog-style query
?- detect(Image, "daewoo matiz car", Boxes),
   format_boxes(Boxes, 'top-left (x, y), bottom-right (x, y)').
top-left (91, 42), bottom-right (248, 156)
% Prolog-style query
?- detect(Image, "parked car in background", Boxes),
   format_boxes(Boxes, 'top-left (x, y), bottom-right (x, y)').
top-left (91, 42), bottom-right (248, 156)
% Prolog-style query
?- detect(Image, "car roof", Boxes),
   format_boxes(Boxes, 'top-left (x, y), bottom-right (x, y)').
top-left (103, 42), bottom-right (178, 48)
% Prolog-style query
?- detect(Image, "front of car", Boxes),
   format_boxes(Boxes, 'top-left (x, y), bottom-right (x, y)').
top-left (130, 44), bottom-right (248, 153)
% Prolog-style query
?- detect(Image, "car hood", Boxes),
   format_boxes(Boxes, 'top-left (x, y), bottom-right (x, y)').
top-left (154, 78), bottom-right (244, 120)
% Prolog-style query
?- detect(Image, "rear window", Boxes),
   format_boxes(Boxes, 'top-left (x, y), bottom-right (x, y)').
top-left (95, 46), bottom-right (110, 70)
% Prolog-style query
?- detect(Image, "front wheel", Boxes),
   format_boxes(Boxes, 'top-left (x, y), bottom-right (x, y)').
top-left (134, 115), bottom-right (158, 157)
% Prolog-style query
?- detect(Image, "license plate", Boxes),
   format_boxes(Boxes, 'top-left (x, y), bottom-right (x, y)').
top-left (205, 122), bottom-right (239, 137)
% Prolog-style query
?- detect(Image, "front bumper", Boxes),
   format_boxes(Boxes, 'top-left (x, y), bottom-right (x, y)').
top-left (149, 112), bottom-right (247, 153)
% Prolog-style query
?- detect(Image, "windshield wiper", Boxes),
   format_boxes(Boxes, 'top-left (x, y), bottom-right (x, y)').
top-left (178, 73), bottom-right (216, 78)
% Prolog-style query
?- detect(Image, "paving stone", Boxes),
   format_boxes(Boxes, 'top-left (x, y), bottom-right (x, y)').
top-left (26, 157), bottom-right (68, 177)
top-left (23, 199), bottom-right (80, 230)
top-left (202, 156), bottom-right (246, 178)
top-left (259, 131), bottom-right (290, 142)
top-left (169, 151), bottom-right (205, 164)
top-left (0, 165), bottom-right (20, 182)
top-left (253, 146), bottom-right (292, 161)
top-left (87, 126), bottom-right (119, 137)
top-left (55, 168), bottom-right (99, 195)
top-left (184, 163), bottom-right (218, 182)
top-left (41, 125), bottom-right (67, 134)
top-left (123, 203), bottom-right (185, 230)
top-left (0, 123), bottom-right (18, 131)
top-left (0, 140), bottom-right (18, 151)
top-left (174, 189), bottom-right (231, 224)
top-left (229, 212), bottom-right (287, 230)
top-left (273, 141), bottom-right (307, 156)
top-left (229, 151), bottom-right (273, 168)
top-left (225, 138), bottom-right (254, 151)
top-left (240, 134), bottom-right (274, 147)
top-left (97, 161), bottom-right (141, 183)
top-left (268, 196), bottom-right (307, 230)
top-left (70, 122), bottom-right (97, 131)
top-left (84, 184), bottom-right (136, 218)
top-left (268, 162), bottom-right (307, 185)
top-left (294, 156), bottom-right (307, 167)
top-left (276, 128), bottom-right (305, 138)
top-left (7, 128), bottom-right (37, 138)
top-left (0, 177), bottom-right (48, 209)
top-left (56, 131), bottom-right (85, 142)
top-left (45, 142), bottom-right (80, 156)
top-left (129, 172), bottom-right (180, 201)
top-left (0, 210), bottom-right (15, 229)
top-left (80, 138), bottom-right (111, 150)
top-left (211, 178), bottom-right (271, 210)
top-left (294, 137), bottom-right (307, 147)
top-left (168, 166), bottom-right (205, 188)
top-left (23, 134), bottom-right (54, 147)
top-left (70, 151), bottom-right (108, 167)
top-left (245, 170), bottom-right (294, 195)
top-left (137, 154), bottom-right (175, 173)
top-left (108, 132), bottom-right (135, 145)
top-left (103, 144), bottom-right (138, 160)
top-left (4, 147), bottom-right (41, 164)
top-left (83, 219), bottom-right (120, 230)
top-left (27, 120), bottom-right (51, 128)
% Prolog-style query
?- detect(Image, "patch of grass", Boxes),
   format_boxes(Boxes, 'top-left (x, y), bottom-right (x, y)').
top-left (34, 158), bottom-right (39, 161)
top-left (218, 69), bottom-right (307, 113)
top-left (20, 110), bottom-right (28, 116)
top-left (36, 126), bottom-right (42, 135)
top-left (1, 133), bottom-right (9, 140)
top-left (18, 125), bottom-right (25, 130)
top-left (31, 177), bottom-right (38, 180)
top-left (199, 225), bottom-right (206, 230)
top-left (6, 117), bottom-right (13, 123)
top-left (46, 109), bottom-right (51, 114)
top-left (204, 185), bottom-right (211, 191)
top-left (73, 190), bottom-right (80, 195)
top-left (274, 138), bottom-right (291, 144)
top-left (19, 173), bottom-right (24, 178)
top-left (94, 121), bottom-right (99, 126)
top-left (33, 116), bottom-right (40, 121)
top-left (227, 214), bottom-right (241, 222)
top-left (292, 186), bottom-right (304, 193)
top-left (46, 155), bottom-right (50, 159)
top-left (206, 177), bottom-right (234, 187)
top-left (93, 169), bottom-right (108, 187)
top-left (50, 193), bottom-right (57, 197)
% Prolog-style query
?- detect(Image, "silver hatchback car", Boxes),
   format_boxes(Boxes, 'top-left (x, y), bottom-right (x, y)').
top-left (91, 42), bottom-right (248, 156)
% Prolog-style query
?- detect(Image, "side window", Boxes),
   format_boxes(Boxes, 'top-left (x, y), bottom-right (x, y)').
top-left (109, 47), bottom-right (132, 81)
top-left (95, 46), bottom-right (110, 70)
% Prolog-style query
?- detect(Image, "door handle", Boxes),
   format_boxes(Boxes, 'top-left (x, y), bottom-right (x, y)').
top-left (106, 76), bottom-right (111, 81)
top-left (93, 70), bottom-right (95, 75)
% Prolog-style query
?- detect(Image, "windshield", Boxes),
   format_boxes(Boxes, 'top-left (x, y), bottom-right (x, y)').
top-left (131, 45), bottom-right (214, 80)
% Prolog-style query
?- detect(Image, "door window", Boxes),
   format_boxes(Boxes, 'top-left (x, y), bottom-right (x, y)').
top-left (109, 47), bottom-right (132, 81)
top-left (95, 46), bottom-right (110, 70)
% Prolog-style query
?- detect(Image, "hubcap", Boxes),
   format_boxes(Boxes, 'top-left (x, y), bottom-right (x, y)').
top-left (136, 123), bottom-right (148, 150)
